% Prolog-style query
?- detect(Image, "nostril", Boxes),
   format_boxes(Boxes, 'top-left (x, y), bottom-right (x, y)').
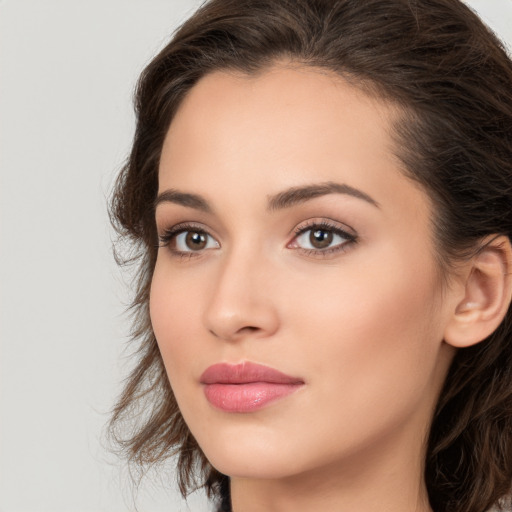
top-left (204, 294), bottom-right (279, 341)
top-left (209, 325), bottom-right (261, 340)
top-left (239, 326), bottom-right (260, 333)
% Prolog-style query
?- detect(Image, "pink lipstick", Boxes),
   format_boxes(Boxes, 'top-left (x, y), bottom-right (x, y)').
top-left (200, 362), bottom-right (304, 413)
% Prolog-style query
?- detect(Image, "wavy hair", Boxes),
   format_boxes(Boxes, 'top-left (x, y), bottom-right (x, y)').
top-left (108, 1), bottom-right (512, 511)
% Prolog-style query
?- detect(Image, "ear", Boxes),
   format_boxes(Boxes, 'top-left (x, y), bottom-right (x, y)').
top-left (444, 235), bottom-right (512, 348)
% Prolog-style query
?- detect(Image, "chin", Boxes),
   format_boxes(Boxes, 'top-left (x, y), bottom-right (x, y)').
top-left (206, 450), bottom-right (301, 480)
top-left (194, 423), bottom-right (308, 479)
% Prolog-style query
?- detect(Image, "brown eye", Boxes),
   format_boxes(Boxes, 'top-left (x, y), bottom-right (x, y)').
top-left (290, 223), bottom-right (355, 255)
top-left (159, 227), bottom-right (220, 254)
top-left (185, 231), bottom-right (208, 250)
top-left (310, 229), bottom-right (333, 249)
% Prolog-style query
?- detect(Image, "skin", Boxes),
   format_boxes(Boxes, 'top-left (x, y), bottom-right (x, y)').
top-left (150, 65), bottom-right (461, 512)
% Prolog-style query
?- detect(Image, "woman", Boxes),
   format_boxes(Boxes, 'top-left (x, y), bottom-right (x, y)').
top-left (109, 1), bottom-right (512, 511)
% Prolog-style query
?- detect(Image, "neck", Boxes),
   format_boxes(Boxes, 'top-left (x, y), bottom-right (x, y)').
top-left (229, 421), bottom-right (433, 512)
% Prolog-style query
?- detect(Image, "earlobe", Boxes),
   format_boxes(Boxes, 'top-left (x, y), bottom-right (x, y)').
top-left (444, 236), bottom-right (512, 348)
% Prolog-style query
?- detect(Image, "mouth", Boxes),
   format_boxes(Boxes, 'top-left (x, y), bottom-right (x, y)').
top-left (200, 361), bottom-right (305, 413)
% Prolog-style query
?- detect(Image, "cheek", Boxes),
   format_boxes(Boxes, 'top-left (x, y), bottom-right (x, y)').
top-left (149, 262), bottom-right (202, 384)
top-left (283, 243), bottom-right (445, 410)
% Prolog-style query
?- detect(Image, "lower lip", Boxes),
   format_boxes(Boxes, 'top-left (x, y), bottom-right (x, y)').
top-left (203, 382), bottom-right (303, 413)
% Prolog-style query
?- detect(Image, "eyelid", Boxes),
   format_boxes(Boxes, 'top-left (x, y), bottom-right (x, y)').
top-left (287, 218), bottom-right (358, 256)
top-left (291, 217), bottom-right (357, 237)
top-left (157, 222), bottom-right (220, 253)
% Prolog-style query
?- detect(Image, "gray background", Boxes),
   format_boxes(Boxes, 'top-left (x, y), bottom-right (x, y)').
top-left (1, 1), bottom-right (511, 511)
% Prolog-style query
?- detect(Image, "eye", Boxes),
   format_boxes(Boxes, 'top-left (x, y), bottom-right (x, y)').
top-left (158, 223), bottom-right (220, 254)
top-left (173, 231), bottom-right (219, 251)
top-left (288, 221), bottom-right (357, 255)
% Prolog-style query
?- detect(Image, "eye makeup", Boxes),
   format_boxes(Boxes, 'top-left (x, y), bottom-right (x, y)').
top-left (158, 222), bottom-right (219, 254)
top-left (288, 219), bottom-right (358, 258)
top-left (157, 216), bottom-right (358, 261)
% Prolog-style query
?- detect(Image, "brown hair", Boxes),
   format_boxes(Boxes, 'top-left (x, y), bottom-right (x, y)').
top-left (109, 1), bottom-right (512, 511)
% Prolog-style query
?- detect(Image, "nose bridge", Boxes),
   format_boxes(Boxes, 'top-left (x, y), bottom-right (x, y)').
top-left (203, 240), bottom-right (279, 341)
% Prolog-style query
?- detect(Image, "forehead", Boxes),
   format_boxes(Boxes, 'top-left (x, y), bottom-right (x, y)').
top-left (163, 65), bottom-right (397, 166)
top-left (158, 65), bottom-right (429, 227)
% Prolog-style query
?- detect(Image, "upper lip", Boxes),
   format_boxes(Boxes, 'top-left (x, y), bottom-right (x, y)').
top-left (200, 362), bottom-right (304, 385)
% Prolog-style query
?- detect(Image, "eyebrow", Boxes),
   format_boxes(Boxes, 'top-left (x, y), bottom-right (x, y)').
top-left (154, 189), bottom-right (213, 213)
top-left (154, 181), bottom-right (379, 213)
top-left (267, 181), bottom-right (380, 211)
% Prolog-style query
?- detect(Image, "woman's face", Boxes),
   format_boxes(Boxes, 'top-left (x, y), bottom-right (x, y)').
top-left (150, 65), bottom-right (456, 481)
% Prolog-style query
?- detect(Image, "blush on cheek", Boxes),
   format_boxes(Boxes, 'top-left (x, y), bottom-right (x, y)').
top-left (290, 249), bottom-right (442, 415)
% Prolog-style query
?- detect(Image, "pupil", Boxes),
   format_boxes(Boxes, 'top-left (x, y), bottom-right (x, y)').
top-left (186, 231), bottom-right (207, 250)
top-left (310, 229), bottom-right (333, 249)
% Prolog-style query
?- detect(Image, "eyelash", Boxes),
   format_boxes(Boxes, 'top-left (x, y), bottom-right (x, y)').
top-left (157, 220), bottom-right (358, 259)
top-left (290, 220), bottom-right (358, 258)
top-left (158, 222), bottom-right (216, 260)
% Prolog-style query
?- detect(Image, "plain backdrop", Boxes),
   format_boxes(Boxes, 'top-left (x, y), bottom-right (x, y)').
top-left (1, 1), bottom-right (511, 511)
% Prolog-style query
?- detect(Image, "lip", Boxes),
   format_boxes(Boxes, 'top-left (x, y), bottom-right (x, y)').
top-left (200, 362), bottom-right (304, 413)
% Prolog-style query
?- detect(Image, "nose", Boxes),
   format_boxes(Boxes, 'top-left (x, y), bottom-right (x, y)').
top-left (203, 247), bottom-right (280, 342)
